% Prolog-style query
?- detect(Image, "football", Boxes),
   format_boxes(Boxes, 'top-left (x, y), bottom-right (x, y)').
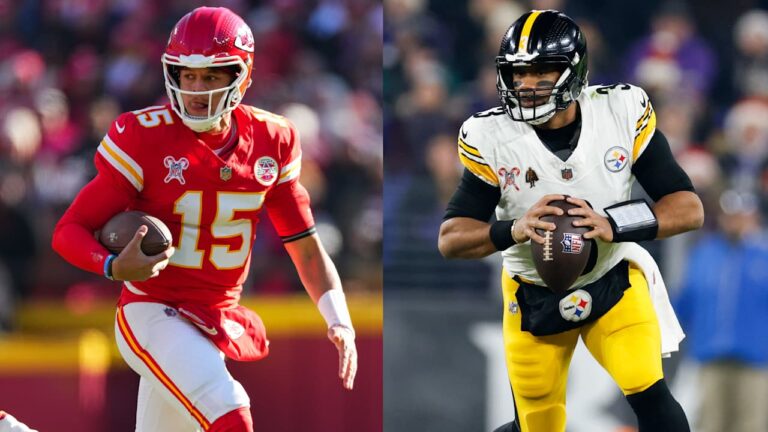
top-left (99, 211), bottom-right (173, 256)
top-left (530, 199), bottom-right (593, 294)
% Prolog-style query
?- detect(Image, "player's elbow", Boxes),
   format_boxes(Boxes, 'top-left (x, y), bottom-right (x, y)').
top-left (437, 223), bottom-right (460, 259)
top-left (686, 193), bottom-right (705, 231)
top-left (670, 198), bottom-right (704, 236)
top-left (691, 202), bottom-right (705, 230)
top-left (438, 236), bottom-right (455, 259)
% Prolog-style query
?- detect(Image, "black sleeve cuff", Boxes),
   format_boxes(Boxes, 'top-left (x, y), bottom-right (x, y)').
top-left (281, 226), bottom-right (317, 243)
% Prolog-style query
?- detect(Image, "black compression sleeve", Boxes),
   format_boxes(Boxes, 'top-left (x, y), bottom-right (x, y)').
top-left (444, 169), bottom-right (501, 221)
top-left (631, 130), bottom-right (694, 202)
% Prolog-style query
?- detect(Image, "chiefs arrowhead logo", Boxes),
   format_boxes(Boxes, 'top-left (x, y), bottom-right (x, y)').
top-left (234, 26), bottom-right (254, 53)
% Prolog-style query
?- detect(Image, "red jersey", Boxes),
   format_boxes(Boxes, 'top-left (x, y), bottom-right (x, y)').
top-left (53, 104), bottom-right (315, 307)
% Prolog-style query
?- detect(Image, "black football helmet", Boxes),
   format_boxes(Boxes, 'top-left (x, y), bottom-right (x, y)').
top-left (496, 10), bottom-right (588, 125)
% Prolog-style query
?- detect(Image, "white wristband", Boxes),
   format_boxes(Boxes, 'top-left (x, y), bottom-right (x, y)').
top-left (317, 289), bottom-right (354, 335)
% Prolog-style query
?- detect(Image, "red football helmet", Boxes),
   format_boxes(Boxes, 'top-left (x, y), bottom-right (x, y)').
top-left (162, 7), bottom-right (254, 132)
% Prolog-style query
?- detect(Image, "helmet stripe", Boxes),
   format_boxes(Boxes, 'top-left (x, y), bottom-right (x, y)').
top-left (517, 10), bottom-right (543, 54)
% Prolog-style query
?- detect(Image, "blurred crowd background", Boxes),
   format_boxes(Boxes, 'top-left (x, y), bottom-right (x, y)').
top-left (384, 0), bottom-right (768, 430)
top-left (0, 0), bottom-right (383, 329)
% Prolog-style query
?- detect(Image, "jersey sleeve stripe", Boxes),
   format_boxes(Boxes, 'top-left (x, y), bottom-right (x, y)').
top-left (98, 136), bottom-right (144, 191)
top-left (277, 167), bottom-right (301, 185)
top-left (635, 102), bottom-right (652, 131)
top-left (634, 101), bottom-right (655, 137)
top-left (458, 152), bottom-right (499, 186)
top-left (281, 226), bottom-right (317, 243)
top-left (458, 147), bottom-right (489, 165)
top-left (116, 307), bottom-right (211, 430)
top-left (279, 152), bottom-right (302, 175)
top-left (458, 139), bottom-right (482, 157)
top-left (277, 153), bottom-right (302, 184)
top-left (633, 108), bottom-right (657, 161)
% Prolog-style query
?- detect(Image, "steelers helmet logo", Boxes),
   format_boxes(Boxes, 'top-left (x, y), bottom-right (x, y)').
top-left (558, 289), bottom-right (593, 322)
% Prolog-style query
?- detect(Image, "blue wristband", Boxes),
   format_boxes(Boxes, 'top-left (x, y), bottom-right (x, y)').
top-left (104, 254), bottom-right (117, 280)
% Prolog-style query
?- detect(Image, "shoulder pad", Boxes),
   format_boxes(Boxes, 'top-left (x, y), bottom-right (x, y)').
top-left (243, 105), bottom-right (292, 129)
top-left (457, 111), bottom-right (504, 187)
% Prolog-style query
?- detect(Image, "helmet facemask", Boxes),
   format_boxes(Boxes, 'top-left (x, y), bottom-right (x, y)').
top-left (162, 55), bottom-right (250, 133)
top-left (496, 60), bottom-right (583, 125)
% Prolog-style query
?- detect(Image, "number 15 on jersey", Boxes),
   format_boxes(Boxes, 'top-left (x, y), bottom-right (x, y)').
top-left (172, 191), bottom-right (266, 270)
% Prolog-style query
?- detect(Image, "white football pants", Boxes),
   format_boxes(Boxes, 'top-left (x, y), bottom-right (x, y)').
top-left (114, 302), bottom-right (250, 432)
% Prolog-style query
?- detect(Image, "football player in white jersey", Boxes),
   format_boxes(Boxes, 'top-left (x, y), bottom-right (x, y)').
top-left (438, 10), bottom-right (703, 432)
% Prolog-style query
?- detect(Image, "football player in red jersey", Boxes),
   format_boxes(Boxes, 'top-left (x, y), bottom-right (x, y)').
top-left (52, 7), bottom-right (357, 432)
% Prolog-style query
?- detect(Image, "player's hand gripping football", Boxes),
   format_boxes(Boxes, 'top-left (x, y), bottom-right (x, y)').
top-left (565, 196), bottom-right (614, 242)
top-left (512, 194), bottom-right (566, 244)
top-left (112, 226), bottom-right (175, 281)
top-left (328, 325), bottom-right (357, 390)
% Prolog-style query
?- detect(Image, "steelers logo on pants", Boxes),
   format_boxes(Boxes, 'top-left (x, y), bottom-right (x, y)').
top-left (558, 289), bottom-right (593, 322)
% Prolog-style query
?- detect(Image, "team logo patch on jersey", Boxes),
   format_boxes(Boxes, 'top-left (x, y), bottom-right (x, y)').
top-left (255, 156), bottom-right (279, 186)
top-left (561, 233), bottom-right (584, 254)
top-left (498, 166), bottom-right (520, 191)
top-left (604, 146), bottom-right (629, 172)
top-left (163, 156), bottom-right (189, 185)
top-left (559, 289), bottom-right (592, 322)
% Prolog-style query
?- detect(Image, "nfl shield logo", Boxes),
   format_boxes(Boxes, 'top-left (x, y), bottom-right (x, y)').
top-left (561, 168), bottom-right (573, 180)
top-left (220, 166), bottom-right (232, 181)
top-left (561, 233), bottom-right (583, 254)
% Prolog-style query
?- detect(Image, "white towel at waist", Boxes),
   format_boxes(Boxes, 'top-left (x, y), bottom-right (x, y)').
top-left (616, 242), bottom-right (685, 357)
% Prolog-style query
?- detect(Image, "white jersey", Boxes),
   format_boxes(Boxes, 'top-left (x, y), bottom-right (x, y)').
top-left (458, 84), bottom-right (657, 288)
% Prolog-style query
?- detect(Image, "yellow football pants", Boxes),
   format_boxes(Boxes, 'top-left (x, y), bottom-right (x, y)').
top-left (501, 266), bottom-right (663, 432)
